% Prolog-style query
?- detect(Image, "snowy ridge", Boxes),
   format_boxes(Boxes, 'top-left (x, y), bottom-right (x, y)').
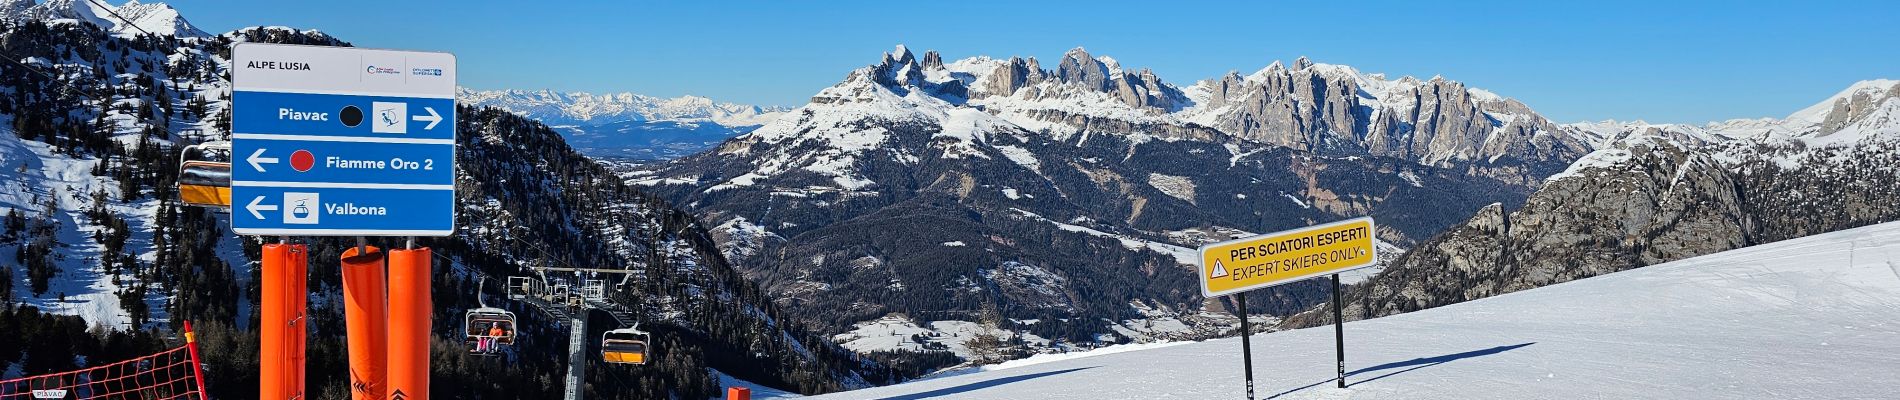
top-left (0, 0), bottom-right (207, 37)
top-left (1554, 78), bottom-right (1900, 182)
top-left (812, 221), bottom-right (1900, 399)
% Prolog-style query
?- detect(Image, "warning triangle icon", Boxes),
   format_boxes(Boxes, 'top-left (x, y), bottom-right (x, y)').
top-left (1210, 261), bottom-right (1228, 279)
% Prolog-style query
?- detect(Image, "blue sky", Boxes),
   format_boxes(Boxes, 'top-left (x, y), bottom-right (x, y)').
top-left (168, 0), bottom-right (1898, 123)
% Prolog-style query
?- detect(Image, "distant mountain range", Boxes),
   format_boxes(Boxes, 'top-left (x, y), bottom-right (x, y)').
top-left (627, 45), bottom-right (1609, 359)
top-left (458, 88), bottom-right (788, 161)
top-left (627, 42), bottom-right (1896, 369)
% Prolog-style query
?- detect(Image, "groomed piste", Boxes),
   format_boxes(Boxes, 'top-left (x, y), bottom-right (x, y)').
top-left (802, 221), bottom-right (1900, 399)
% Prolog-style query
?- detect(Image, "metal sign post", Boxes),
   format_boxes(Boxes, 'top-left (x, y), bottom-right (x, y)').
top-left (1333, 273), bottom-right (1346, 388)
top-left (1236, 292), bottom-right (1255, 400)
top-left (1198, 217), bottom-right (1380, 398)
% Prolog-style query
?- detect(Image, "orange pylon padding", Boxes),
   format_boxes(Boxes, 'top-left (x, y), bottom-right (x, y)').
top-left (260, 244), bottom-right (306, 400)
top-left (727, 387), bottom-right (752, 400)
top-left (386, 247), bottom-right (432, 400)
top-left (342, 246), bottom-right (388, 400)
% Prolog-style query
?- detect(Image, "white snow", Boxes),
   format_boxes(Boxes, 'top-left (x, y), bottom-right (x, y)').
top-left (1785, 79), bottom-right (1898, 126)
top-left (832, 315), bottom-right (1052, 361)
top-left (993, 145), bottom-right (1041, 174)
top-left (0, 129), bottom-right (170, 330)
top-left (811, 221), bottom-right (1900, 399)
top-left (1281, 192), bottom-right (1311, 209)
top-left (1010, 208), bottom-right (1197, 266)
top-left (941, 241), bottom-right (966, 247)
top-left (1145, 173), bottom-right (1195, 203)
top-left (3, 0), bottom-right (210, 38)
top-left (1396, 170), bottom-right (1424, 188)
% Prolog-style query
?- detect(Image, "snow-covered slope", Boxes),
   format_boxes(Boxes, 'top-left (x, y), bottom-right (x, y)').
top-left (0, 0), bottom-right (207, 37)
top-left (808, 221), bottom-right (1900, 399)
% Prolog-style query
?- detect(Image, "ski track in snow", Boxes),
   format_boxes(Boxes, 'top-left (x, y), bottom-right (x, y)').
top-left (807, 222), bottom-right (1900, 399)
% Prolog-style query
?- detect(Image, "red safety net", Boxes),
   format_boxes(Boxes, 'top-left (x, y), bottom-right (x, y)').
top-left (0, 328), bottom-right (207, 400)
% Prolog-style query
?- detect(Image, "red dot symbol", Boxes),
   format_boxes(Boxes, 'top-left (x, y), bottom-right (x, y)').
top-left (290, 150), bottom-right (315, 172)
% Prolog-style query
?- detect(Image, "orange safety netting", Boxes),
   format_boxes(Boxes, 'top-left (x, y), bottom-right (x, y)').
top-left (0, 323), bottom-right (208, 400)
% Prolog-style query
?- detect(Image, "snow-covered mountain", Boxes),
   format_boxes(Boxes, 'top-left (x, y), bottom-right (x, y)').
top-left (806, 220), bottom-right (1900, 399)
top-left (1295, 79), bottom-right (1900, 328)
top-left (0, 0), bottom-right (206, 37)
top-left (631, 45), bottom-right (1591, 365)
top-left (458, 88), bottom-right (789, 160)
top-left (458, 88), bottom-right (787, 127)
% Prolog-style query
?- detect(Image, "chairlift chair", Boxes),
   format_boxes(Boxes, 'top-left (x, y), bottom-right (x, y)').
top-left (463, 307), bottom-right (517, 355)
top-left (176, 141), bottom-right (233, 209)
top-left (600, 326), bottom-right (651, 365)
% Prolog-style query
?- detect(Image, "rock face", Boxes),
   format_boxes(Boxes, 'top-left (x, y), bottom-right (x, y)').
top-left (1190, 61), bottom-right (1591, 186)
top-left (1283, 81), bottom-right (1900, 328)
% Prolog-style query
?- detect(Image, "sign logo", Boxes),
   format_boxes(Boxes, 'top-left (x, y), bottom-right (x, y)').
top-left (372, 102), bottom-right (408, 134)
top-left (31, 389), bottom-right (69, 399)
top-left (365, 65), bottom-right (402, 75)
top-left (284, 192), bottom-right (320, 224)
top-left (1198, 217), bottom-right (1378, 297)
top-left (411, 67), bottom-right (443, 76)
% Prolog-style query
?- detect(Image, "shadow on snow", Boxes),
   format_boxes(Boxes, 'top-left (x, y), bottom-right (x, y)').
top-left (1268, 342), bottom-right (1536, 399)
top-left (877, 367), bottom-right (1098, 400)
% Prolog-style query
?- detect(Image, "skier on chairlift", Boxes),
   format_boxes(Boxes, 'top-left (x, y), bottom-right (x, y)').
top-left (487, 323), bottom-right (508, 354)
top-left (475, 322), bottom-right (505, 354)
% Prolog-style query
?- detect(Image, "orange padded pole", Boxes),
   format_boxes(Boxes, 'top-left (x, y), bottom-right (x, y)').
top-left (260, 244), bottom-right (290, 400)
top-left (342, 245), bottom-right (388, 400)
top-left (386, 247), bottom-right (432, 400)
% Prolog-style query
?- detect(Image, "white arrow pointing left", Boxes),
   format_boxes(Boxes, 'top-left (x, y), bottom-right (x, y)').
top-left (414, 107), bottom-right (442, 130)
top-left (246, 196), bottom-right (278, 220)
top-left (247, 148), bottom-right (279, 172)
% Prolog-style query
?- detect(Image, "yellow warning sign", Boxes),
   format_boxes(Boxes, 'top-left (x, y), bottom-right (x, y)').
top-left (1199, 217), bottom-right (1378, 297)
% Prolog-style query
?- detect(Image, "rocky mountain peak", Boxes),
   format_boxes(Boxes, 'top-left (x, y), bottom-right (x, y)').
top-left (920, 49), bottom-right (944, 70)
top-left (1056, 47), bottom-right (1113, 91)
top-left (1791, 79), bottom-right (1900, 135)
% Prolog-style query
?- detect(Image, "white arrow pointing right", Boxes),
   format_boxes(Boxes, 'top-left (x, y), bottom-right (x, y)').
top-left (247, 148), bottom-right (279, 172)
top-left (246, 195), bottom-right (278, 220)
top-left (414, 107), bottom-right (442, 130)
